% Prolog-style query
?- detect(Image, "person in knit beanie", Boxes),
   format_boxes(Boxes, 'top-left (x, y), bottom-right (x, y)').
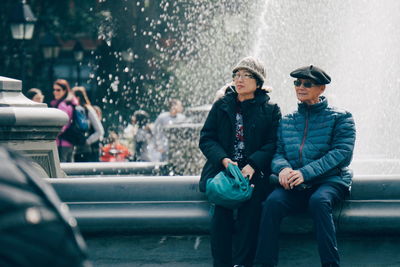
top-left (232, 56), bottom-right (267, 89)
top-left (199, 56), bottom-right (282, 267)
top-left (214, 57), bottom-right (272, 102)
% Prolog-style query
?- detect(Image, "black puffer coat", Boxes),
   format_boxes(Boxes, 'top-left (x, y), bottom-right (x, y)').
top-left (199, 90), bottom-right (281, 193)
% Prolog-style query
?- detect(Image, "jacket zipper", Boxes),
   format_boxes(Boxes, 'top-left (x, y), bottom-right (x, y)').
top-left (299, 109), bottom-right (309, 164)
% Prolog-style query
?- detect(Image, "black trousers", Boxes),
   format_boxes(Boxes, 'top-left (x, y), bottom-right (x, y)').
top-left (254, 183), bottom-right (347, 266)
top-left (58, 146), bottom-right (73, 162)
top-left (74, 143), bottom-right (100, 162)
top-left (211, 178), bottom-right (269, 267)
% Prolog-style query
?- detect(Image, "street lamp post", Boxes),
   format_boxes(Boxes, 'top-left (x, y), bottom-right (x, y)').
top-left (40, 33), bottom-right (60, 99)
top-left (73, 41), bottom-right (84, 85)
top-left (8, 0), bottom-right (37, 86)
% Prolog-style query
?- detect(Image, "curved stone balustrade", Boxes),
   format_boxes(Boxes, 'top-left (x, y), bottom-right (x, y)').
top-left (48, 175), bottom-right (400, 235)
top-left (49, 176), bottom-right (209, 234)
top-left (0, 76), bottom-right (68, 178)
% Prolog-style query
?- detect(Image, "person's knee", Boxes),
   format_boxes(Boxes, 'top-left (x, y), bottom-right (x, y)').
top-left (308, 193), bottom-right (332, 214)
top-left (262, 192), bottom-right (285, 213)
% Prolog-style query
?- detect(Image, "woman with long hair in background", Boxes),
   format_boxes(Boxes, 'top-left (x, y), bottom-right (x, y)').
top-left (72, 86), bottom-right (104, 162)
top-left (50, 79), bottom-right (76, 162)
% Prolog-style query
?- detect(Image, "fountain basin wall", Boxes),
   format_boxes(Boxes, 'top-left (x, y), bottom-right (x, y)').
top-left (165, 123), bottom-right (205, 175)
top-left (60, 162), bottom-right (167, 176)
top-left (50, 176), bottom-right (209, 234)
top-left (49, 174), bottom-right (400, 235)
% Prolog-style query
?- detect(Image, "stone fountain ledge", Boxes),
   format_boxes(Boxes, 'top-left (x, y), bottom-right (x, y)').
top-left (49, 174), bottom-right (400, 235)
top-left (0, 76), bottom-right (68, 178)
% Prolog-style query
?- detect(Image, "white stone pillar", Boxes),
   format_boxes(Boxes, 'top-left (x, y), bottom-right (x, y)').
top-left (0, 76), bottom-right (68, 177)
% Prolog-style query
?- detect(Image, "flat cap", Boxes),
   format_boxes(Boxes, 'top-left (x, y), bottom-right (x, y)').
top-left (290, 65), bottom-right (331, 85)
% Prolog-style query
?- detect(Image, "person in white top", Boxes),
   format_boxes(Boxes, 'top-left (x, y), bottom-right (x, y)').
top-left (153, 99), bottom-right (186, 161)
top-left (72, 86), bottom-right (105, 162)
top-left (121, 113), bottom-right (139, 156)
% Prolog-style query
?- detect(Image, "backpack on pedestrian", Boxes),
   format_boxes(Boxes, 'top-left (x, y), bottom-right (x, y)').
top-left (59, 104), bottom-right (90, 146)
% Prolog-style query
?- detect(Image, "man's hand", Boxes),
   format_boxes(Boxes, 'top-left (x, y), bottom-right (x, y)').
top-left (279, 168), bottom-right (292, 190)
top-left (241, 164), bottom-right (255, 180)
top-left (221, 158), bottom-right (238, 169)
top-left (287, 170), bottom-right (305, 189)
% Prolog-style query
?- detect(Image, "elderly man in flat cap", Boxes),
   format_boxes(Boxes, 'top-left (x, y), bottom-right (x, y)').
top-left (254, 66), bottom-right (356, 267)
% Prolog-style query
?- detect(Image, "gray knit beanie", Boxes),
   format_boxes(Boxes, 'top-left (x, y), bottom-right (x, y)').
top-left (232, 56), bottom-right (267, 84)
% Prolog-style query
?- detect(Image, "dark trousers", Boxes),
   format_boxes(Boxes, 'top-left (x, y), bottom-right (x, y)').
top-left (74, 150), bottom-right (99, 162)
top-left (58, 146), bottom-right (73, 162)
top-left (211, 180), bottom-right (269, 267)
top-left (254, 183), bottom-right (347, 266)
top-left (74, 143), bottom-right (100, 162)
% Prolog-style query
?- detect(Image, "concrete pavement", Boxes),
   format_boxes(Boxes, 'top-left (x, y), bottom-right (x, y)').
top-left (86, 234), bottom-right (400, 266)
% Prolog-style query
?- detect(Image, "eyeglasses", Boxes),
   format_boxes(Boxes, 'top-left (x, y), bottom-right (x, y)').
top-left (293, 80), bottom-right (319, 88)
top-left (232, 73), bottom-right (255, 81)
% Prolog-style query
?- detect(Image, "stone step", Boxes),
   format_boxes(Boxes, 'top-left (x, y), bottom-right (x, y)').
top-left (48, 175), bottom-right (400, 235)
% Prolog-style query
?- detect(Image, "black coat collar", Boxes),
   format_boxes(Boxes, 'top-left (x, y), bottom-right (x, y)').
top-left (219, 90), bottom-right (269, 125)
top-left (221, 90), bottom-right (269, 108)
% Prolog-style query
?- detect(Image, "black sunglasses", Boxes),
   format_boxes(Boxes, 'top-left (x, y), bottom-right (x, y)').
top-left (293, 80), bottom-right (319, 88)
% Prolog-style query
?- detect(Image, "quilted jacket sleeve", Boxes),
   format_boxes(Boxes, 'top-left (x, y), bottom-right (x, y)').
top-left (299, 111), bottom-right (356, 182)
top-left (271, 120), bottom-right (293, 174)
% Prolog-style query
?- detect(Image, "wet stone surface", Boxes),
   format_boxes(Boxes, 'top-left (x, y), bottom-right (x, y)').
top-left (86, 234), bottom-right (400, 266)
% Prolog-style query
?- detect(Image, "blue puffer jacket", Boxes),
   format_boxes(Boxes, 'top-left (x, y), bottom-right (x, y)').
top-left (272, 96), bottom-right (356, 188)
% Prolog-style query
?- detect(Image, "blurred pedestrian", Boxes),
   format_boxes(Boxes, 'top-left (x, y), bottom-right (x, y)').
top-left (199, 56), bottom-right (281, 267)
top-left (100, 131), bottom-right (131, 162)
top-left (92, 105), bottom-right (103, 121)
top-left (92, 105), bottom-right (104, 159)
top-left (26, 88), bottom-right (44, 103)
top-left (132, 110), bottom-right (153, 161)
top-left (153, 99), bottom-right (186, 161)
top-left (50, 79), bottom-right (77, 162)
top-left (121, 113), bottom-right (138, 156)
top-left (72, 86), bottom-right (104, 162)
